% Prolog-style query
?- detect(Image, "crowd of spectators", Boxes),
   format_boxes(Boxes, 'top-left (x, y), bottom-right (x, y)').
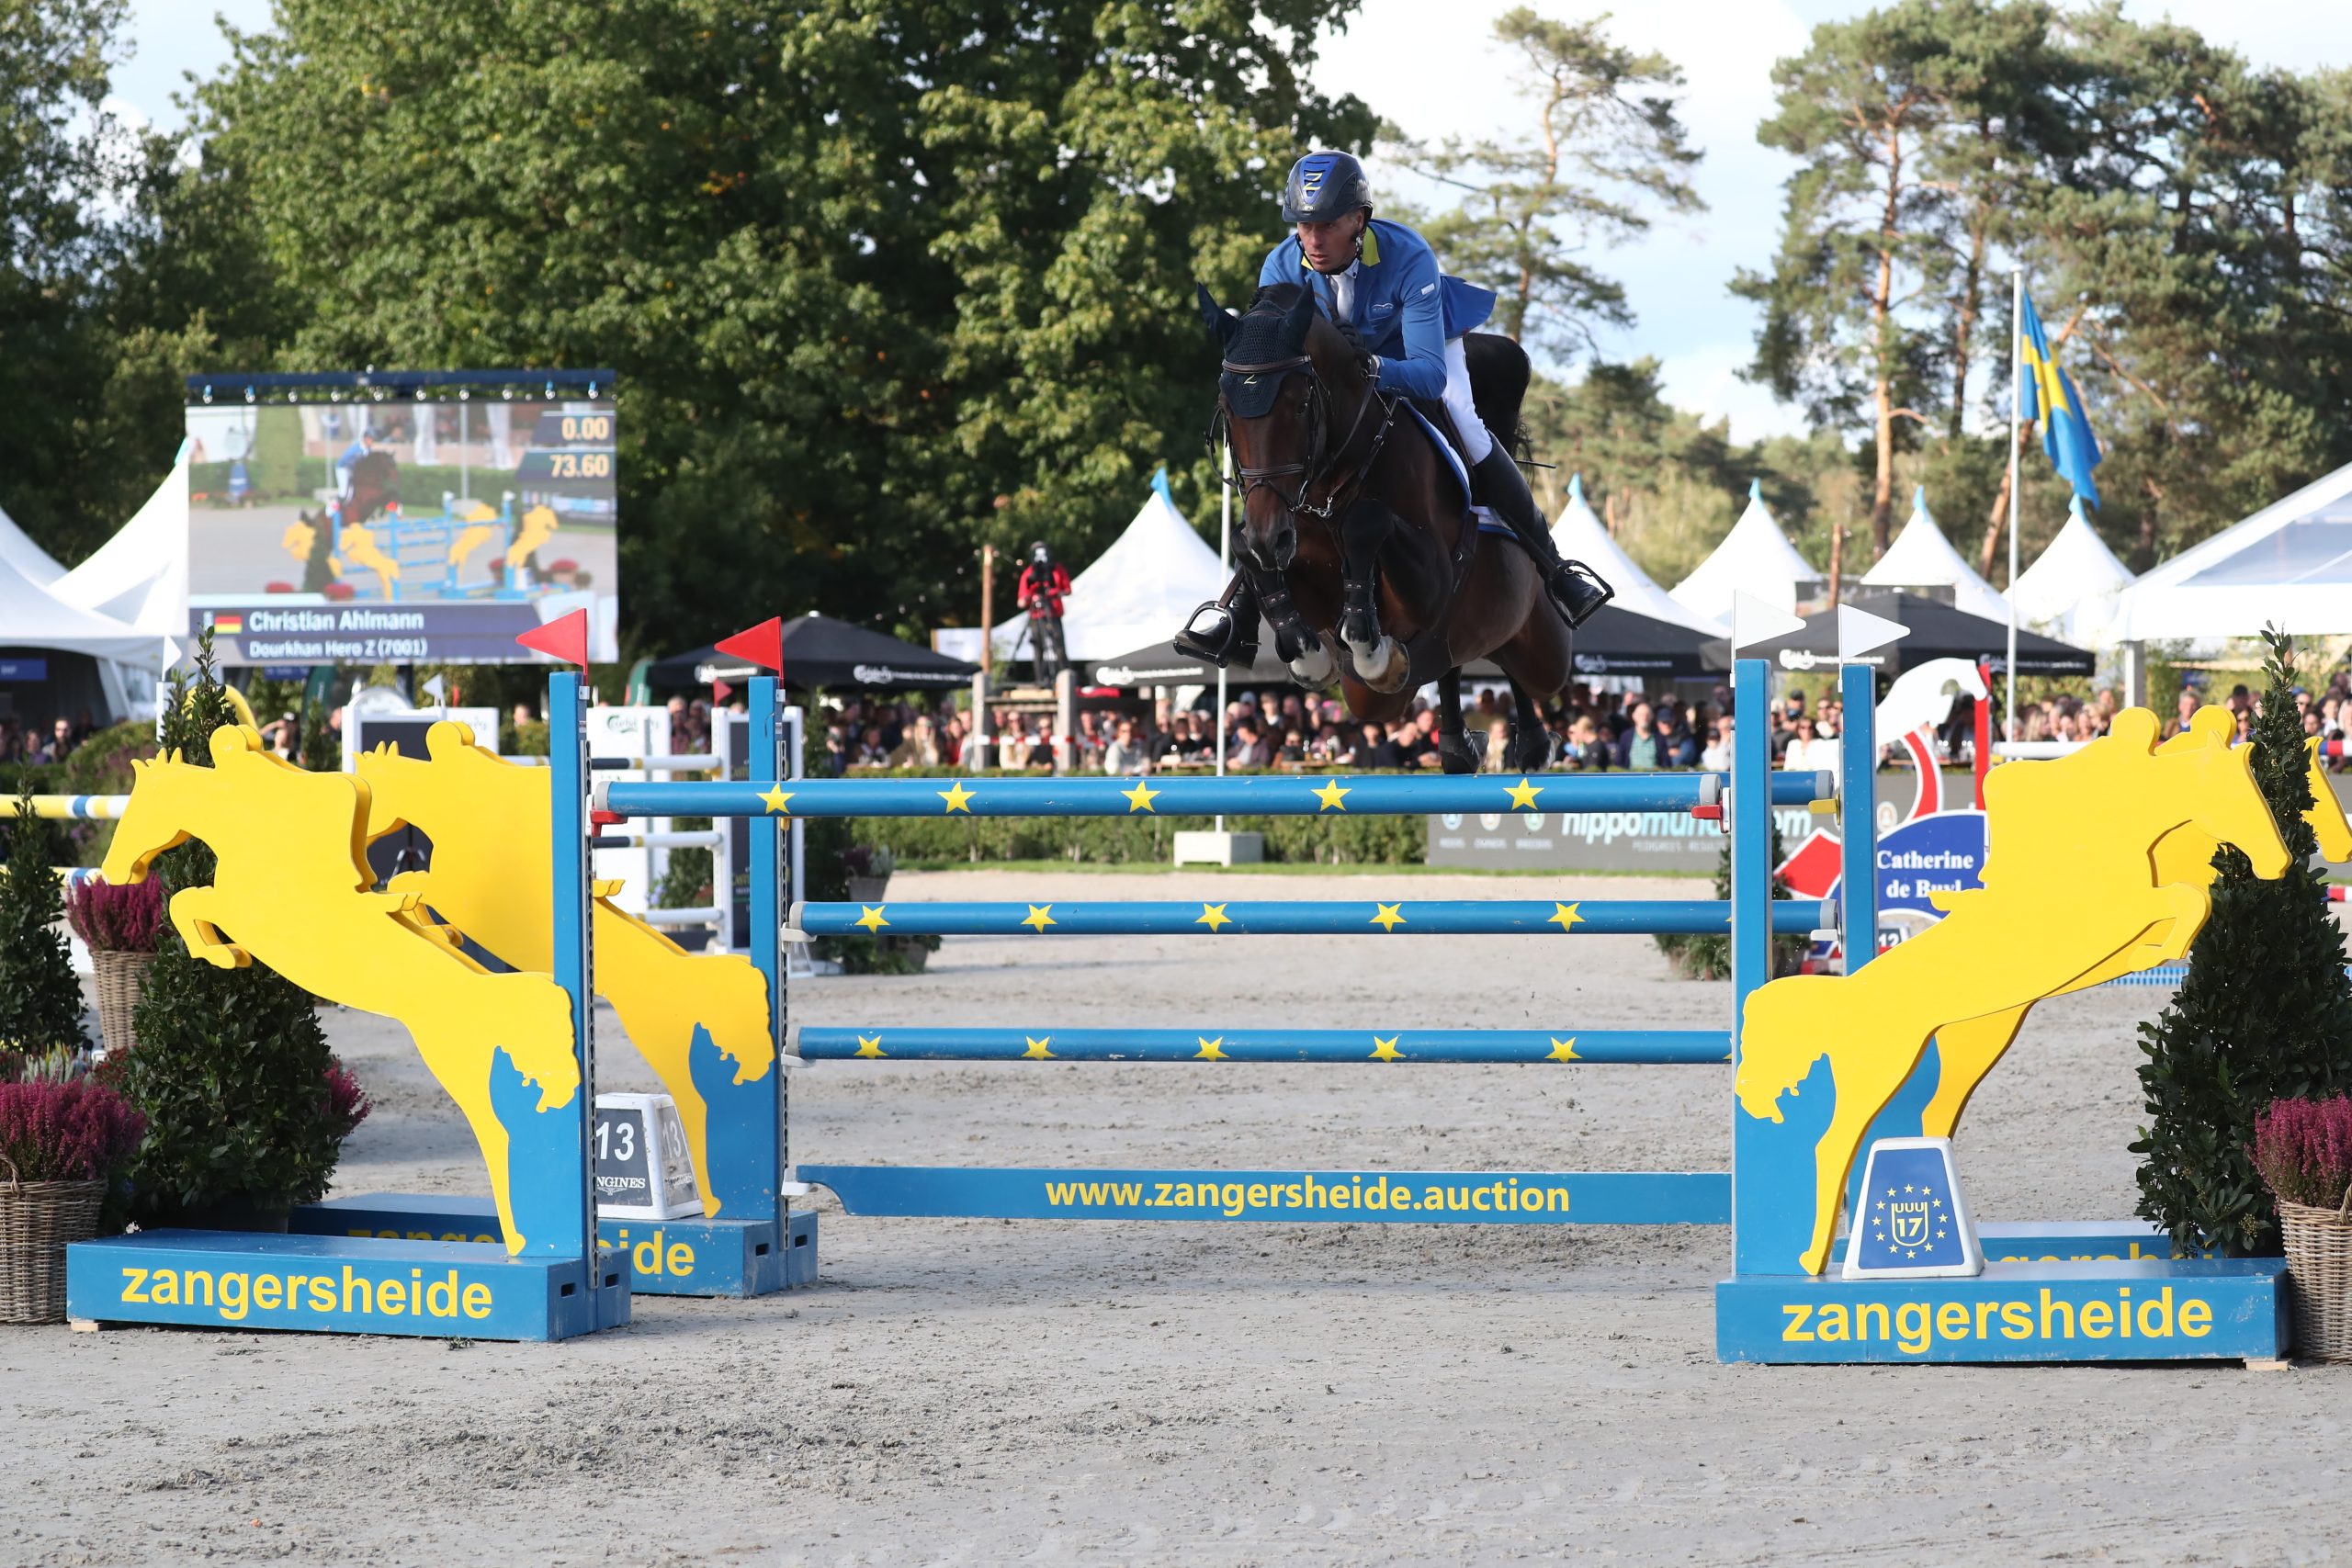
top-left (0, 713), bottom-right (99, 768)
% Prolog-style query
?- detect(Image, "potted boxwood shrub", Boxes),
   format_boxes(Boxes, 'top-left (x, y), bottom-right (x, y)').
top-left (0, 1073), bottom-right (146, 1324)
top-left (65, 876), bottom-right (164, 1055)
top-left (112, 633), bottom-right (372, 1232)
top-left (0, 784), bottom-right (91, 1062)
top-left (843, 843), bottom-right (895, 904)
top-left (2252, 1095), bottom-right (2352, 1360)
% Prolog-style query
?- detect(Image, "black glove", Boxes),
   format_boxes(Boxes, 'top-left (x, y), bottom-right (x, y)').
top-left (1332, 321), bottom-right (1379, 383)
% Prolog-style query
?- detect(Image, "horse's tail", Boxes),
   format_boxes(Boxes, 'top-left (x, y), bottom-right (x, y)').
top-left (1461, 332), bottom-right (1532, 457)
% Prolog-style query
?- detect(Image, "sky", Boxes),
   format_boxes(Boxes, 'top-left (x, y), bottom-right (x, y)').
top-left (111, 0), bottom-right (2352, 444)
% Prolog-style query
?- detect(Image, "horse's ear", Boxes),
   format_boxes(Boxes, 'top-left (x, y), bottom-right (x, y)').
top-left (2188, 705), bottom-right (2235, 746)
top-left (1195, 284), bottom-right (1238, 348)
top-left (2109, 708), bottom-right (2161, 752)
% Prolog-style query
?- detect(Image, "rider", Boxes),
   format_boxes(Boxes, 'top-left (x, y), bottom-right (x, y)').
top-left (1178, 151), bottom-right (1613, 666)
top-left (1015, 539), bottom-right (1072, 682)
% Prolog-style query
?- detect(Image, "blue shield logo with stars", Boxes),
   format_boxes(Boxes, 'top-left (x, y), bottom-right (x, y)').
top-left (1842, 1137), bottom-right (1983, 1279)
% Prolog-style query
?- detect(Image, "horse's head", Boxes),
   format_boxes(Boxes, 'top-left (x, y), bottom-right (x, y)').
top-left (2161, 705), bottom-right (2292, 880)
top-left (1197, 280), bottom-right (1367, 572)
top-left (98, 730), bottom-right (259, 886)
top-left (356, 722), bottom-right (497, 842)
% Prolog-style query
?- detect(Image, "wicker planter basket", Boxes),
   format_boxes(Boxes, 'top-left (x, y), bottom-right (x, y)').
top-left (90, 949), bottom-right (156, 1056)
top-left (2276, 1192), bottom-right (2352, 1361)
top-left (0, 1156), bottom-right (107, 1325)
top-left (846, 874), bottom-right (891, 904)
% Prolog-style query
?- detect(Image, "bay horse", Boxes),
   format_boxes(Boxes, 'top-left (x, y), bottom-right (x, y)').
top-left (1198, 282), bottom-right (1569, 773)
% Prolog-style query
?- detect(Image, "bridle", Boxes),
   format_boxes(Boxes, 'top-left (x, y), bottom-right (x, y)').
top-left (1211, 344), bottom-right (1394, 523)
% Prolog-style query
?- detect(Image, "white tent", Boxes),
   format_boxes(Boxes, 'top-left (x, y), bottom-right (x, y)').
top-left (2112, 460), bottom-right (2352, 641)
top-left (1861, 486), bottom-right (2010, 623)
top-left (1551, 474), bottom-right (1724, 633)
top-left (989, 470), bottom-right (1227, 661)
top-left (0, 500), bottom-right (66, 588)
top-left (0, 547), bottom-right (159, 665)
top-left (2009, 495), bottom-right (2135, 648)
top-left (1671, 479), bottom-right (1818, 622)
top-left (52, 442), bottom-right (191, 641)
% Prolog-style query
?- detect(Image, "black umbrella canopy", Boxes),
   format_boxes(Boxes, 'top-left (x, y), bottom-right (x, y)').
top-left (647, 613), bottom-right (980, 693)
top-left (1466, 604), bottom-right (1721, 682)
top-left (1086, 621), bottom-right (1295, 687)
top-left (1697, 592), bottom-right (2094, 676)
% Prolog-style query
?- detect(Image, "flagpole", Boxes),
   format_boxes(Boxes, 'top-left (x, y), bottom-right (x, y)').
top-left (2006, 268), bottom-right (2022, 746)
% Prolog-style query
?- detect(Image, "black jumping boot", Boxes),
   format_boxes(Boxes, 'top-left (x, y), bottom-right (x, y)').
top-left (1470, 446), bottom-right (1614, 627)
top-left (1173, 573), bottom-right (1261, 668)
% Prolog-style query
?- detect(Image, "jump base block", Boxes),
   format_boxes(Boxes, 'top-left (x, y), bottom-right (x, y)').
top-left (66, 1231), bottom-right (631, 1341)
top-left (1716, 1258), bottom-right (2286, 1364)
top-left (290, 1194), bottom-right (819, 1297)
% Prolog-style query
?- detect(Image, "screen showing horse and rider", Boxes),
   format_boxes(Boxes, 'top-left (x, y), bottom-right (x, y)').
top-left (182, 370), bottom-right (620, 663)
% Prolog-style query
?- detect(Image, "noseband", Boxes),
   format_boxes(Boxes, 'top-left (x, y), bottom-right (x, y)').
top-left (1212, 348), bottom-right (1393, 523)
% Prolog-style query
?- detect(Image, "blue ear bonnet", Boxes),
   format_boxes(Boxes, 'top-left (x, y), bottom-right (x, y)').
top-left (1218, 294), bottom-right (1309, 418)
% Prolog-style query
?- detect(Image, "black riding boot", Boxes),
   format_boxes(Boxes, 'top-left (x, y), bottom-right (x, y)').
top-left (1470, 446), bottom-right (1614, 627)
top-left (1174, 573), bottom-right (1261, 668)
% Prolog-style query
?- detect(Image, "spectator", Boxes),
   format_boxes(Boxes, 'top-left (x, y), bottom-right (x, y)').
top-left (1701, 716), bottom-right (1735, 773)
top-left (887, 714), bottom-right (942, 769)
top-left (1480, 718), bottom-right (1511, 772)
top-left (1103, 716), bottom-right (1149, 774)
top-left (1356, 721), bottom-right (1404, 769)
top-left (1614, 701), bottom-right (1663, 770)
top-left (1562, 714), bottom-right (1607, 770)
top-left (1229, 717), bottom-right (1272, 769)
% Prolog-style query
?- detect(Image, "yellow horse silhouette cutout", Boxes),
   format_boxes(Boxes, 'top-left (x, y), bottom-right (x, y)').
top-left (505, 503), bottom-right (559, 572)
top-left (447, 501), bottom-right (503, 584)
top-left (102, 727), bottom-right (580, 1253)
top-left (1915, 728), bottom-right (2352, 1144)
top-left (1737, 706), bottom-right (2291, 1275)
top-left (339, 520), bottom-right (401, 597)
top-left (356, 722), bottom-right (775, 1217)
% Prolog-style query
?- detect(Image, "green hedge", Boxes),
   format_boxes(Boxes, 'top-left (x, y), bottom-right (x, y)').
top-left (833, 769), bottom-right (1423, 865)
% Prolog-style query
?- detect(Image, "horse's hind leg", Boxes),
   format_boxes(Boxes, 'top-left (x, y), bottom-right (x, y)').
top-left (1437, 669), bottom-right (1477, 774)
top-left (1504, 677), bottom-right (1555, 772)
top-left (1338, 501), bottom-right (1408, 694)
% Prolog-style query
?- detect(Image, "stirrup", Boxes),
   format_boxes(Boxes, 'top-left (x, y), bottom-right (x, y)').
top-left (1173, 602), bottom-right (1240, 667)
top-left (1550, 560), bottom-right (1614, 628)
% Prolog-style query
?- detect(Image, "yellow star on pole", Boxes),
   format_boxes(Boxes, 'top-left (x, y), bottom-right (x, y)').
top-left (1546, 902), bottom-right (1584, 933)
top-left (1022, 904), bottom-right (1057, 932)
top-left (1195, 902), bottom-right (1233, 931)
top-left (854, 905), bottom-right (889, 932)
top-left (1504, 776), bottom-right (1543, 810)
top-left (1370, 902), bottom-right (1406, 932)
top-left (1022, 1036), bottom-right (1055, 1060)
top-left (1547, 1036), bottom-right (1580, 1062)
top-left (1194, 1036), bottom-right (1229, 1061)
top-left (854, 1034), bottom-right (886, 1059)
top-left (1121, 779), bottom-right (1160, 813)
top-left (938, 780), bottom-right (975, 814)
top-left (1312, 777), bottom-right (1351, 812)
top-left (758, 784), bottom-right (795, 815)
top-left (1369, 1035), bottom-right (1404, 1062)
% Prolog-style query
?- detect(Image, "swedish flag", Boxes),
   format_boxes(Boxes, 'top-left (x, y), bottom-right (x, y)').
top-left (2018, 292), bottom-right (2102, 508)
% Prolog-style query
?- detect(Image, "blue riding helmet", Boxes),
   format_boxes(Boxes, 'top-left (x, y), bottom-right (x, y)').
top-left (1280, 152), bottom-right (1372, 224)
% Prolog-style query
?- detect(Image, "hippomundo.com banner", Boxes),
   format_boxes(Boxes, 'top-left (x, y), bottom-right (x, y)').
top-left (183, 369), bottom-right (618, 664)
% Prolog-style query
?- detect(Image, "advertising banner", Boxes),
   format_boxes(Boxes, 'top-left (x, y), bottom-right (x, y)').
top-left (183, 370), bottom-right (619, 663)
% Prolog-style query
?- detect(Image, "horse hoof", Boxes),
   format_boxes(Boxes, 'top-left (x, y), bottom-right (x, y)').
top-left (1351, 636), bottom-right (1411, 695)
top-left (1440, 745), bottom-right (1477, 776)
top-left (1289, 643), bottom-right (1337, 687)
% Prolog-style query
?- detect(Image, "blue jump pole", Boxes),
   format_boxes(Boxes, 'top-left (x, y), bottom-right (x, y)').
top-left (792, 898), bottom-right (1835, 939)
top-left (605, 770), bottom-right (1834, 820)
top-left (797, 1027), bottom-right (1731, 1065)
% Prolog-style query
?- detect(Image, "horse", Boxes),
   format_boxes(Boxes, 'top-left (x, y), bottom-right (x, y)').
top-left (102, 726), bottom-right (582, 1254)
top-left (1733, 705), bottom-right (2290, 1275)
top-left (356, 722), bottom-right (776, 1219)
top-left (1197, 282), bottom-right (1570, 773)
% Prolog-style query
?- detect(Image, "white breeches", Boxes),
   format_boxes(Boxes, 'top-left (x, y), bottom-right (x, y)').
top-left (1442, 335), bottom-right (1493, 464)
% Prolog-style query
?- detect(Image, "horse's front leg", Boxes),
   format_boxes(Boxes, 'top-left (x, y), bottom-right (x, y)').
top-left (1250, 564), bottom-right (1336, 688)
top-left (168, 886), bottom-right (252, 970)
top-left (1337, 501), bottom-right (1409, 694)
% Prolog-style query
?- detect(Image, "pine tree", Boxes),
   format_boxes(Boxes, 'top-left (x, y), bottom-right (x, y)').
top-left (2132, 628), bottom-right (2352, 1254)
top-left (119, 632), bottom-right (344, 1221)
top-left (0, 784), bottom-right (91, 1054)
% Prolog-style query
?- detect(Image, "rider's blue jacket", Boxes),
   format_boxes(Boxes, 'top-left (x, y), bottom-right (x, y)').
top-left (1259, 220), bottom-right (1496, 403)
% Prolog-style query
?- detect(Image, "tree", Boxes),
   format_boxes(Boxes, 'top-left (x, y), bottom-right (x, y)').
top-left (175, 0), bottom-right (1374, 658)
top-left (1736, 0), bottom-right (2064, 594)
top-left (1394, 8), bottom-right (1700, 359)
top-left (0, 785), bottom-right (90, 1055)
top-left (2133, 630), bottom-right (2352, 1256)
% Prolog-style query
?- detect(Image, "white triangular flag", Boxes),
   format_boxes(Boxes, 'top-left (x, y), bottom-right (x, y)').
top-left (420, 673), bottom-right (447, 707)
top-left (1731, 591), bottom-right (1806, 652)
top-left (1836, 603), bottom-right (1909, 661)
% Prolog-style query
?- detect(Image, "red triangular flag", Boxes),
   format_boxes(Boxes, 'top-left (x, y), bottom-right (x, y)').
top-left (714, 616), bottom-right (784, 673)
top-left (516, 608), bottom-right (590, 667)
top-left (711, 679), bottom-right (734, 705)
